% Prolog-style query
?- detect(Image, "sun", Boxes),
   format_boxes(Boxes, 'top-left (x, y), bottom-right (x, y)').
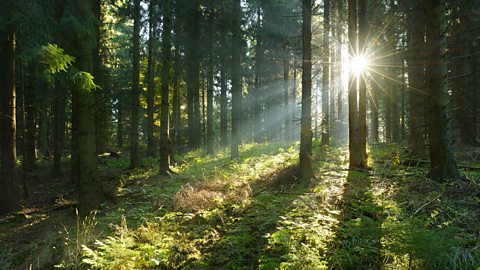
top-left (350, 55), bottom-right (368, 76)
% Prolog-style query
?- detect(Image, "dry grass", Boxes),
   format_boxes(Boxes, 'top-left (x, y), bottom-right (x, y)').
top-left (174, 180), bottom-right (252, 212)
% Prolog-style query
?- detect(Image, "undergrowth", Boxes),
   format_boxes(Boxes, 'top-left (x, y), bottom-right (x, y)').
top-left (49, 142), bottom-right (480, 270)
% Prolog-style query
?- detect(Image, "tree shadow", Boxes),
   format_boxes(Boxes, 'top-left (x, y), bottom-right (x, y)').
top-left (195, 165), bottom-right (304, 269)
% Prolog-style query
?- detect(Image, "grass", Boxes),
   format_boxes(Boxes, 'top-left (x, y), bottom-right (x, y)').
top-left (2, 142), bottom-right (479, 269)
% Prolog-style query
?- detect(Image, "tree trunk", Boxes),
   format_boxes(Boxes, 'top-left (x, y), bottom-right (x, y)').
top-left (321, 0), bottom-right (331, 146)
top-left (52, 75), bottom-right (66, 178)
top-left (406, 0), bottom-right (426, 155)
top-left (425, 0), bottom-right (460, 181)
top-left (348, 0), bottom-right (361, 169)
top-left (206, 1), bottom-right (215, 154)
top-left (231, 0), bottom-right (242, 158)
top-left (358, 0), bottom-right (367, 165)
top-left (283, 43), bottom-right (291, 141)
top-left (146, 0), bottom-right (158, 157)
top-left (186, 0), bottom-right (202, 149)
top-left (159, 0), bottom-right (172, 174)
top-left (172, 1), bottom-right (182, 148)
top-left (0, 28), bottom-right (20, 214)
top-left (220, 52), bottom-right (228, 147)
top-left (67, 0), bottom-right (107, 215)
top-left (254, 6), bottom-right (264, 143)
top-left (299, 0), bottom-right (314, 180)
top-left (129, 0), bottom-right (141, 168)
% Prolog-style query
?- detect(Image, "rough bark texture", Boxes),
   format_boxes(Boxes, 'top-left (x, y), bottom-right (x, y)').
top-left (406, 0), bottom-right (426, 155)
top-left (321, 0), bottom-right (330, 146)
top-left (52, 76), bottom-right (66, 178)
top-left (299, 0), bottom-right (314, 180)
top-left (129, 0), bottom-right (141, 168)
top-left (206, 1), bottom-right (215, 154)
top-left (358, 0), bottom-right (367, 166)
top-left (231, 0), bottom-right (242, 159)
top-left (159, 0), bottom-right (172, 174)
top-left (146, 0), bottom-right (158, 157)
top-left (172, 1), bottom-right (182, 148)
top-left (67, 0), bottom-right (107, 215)
top-left (348, 0), bottom-right (361, 169)
top-left (283, 43), bottom-right (291, 141)
top-left (185, 0), bottom-right (202, 149)
top-left (425, 0), bottom-right (460, 181)
top-left (0, 27), bottom-right (20, 214)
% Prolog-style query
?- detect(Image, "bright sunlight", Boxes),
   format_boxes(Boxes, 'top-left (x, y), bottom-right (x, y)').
top-left (350, 55), bottom-right (368, 76)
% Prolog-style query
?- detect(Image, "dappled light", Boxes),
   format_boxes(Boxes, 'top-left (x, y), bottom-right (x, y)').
top-left (1, 0), bottom-right (479, 269)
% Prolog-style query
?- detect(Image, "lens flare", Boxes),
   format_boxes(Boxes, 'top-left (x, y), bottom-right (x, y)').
top-left (351, 55), bottom-right (368, 76)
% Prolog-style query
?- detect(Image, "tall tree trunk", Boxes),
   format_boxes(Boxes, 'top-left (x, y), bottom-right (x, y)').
top-left (172, 1), bottom-right (182, 148)
top-left (0, 27), bottom-right (20, 214)
top-left (254, 6), bottom-right (264, 143)
top-left (186, 0), bottom-right (202, 148)
top-left (146, 0), bottom-right (158, 157)
top-left (348, 0), bottom-right (361, 168)
top-left (24, 65), bottom-right (37, 178)
top-left (406, 0), bottom-right (426, 155)
top-left (283, 43), bottom-right (291, 141)
top-left (94, 0), bottom-right (108, 154)
top-left (159, 0), bottom-right (172, 174)
top-left (299, 0), bottom-right (314, 180)
top-left (67, 0), bottom-right (107, 215)
top-left (231, 0), bottom-right (242, 158)
top-left (52, 75), bottom-right (66, 178)
top-left (129, 0), bottom-right (141, 168)
top-left (425, 0), bottom-right (460, 181)
top-left (206, 1), bottom-right (215, 154)
top-left (358, 0), bottom-right (367, 165)
top-left (220, 52), bottom-right (228, 147)
top-left (117, 94), bottom-right (124, 149)
top-left (321, 0), bottom-right (331, 146)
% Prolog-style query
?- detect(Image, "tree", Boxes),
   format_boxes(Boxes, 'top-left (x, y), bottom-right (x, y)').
top-left (348, 0), bottom-right (361, 169)
top-left (60, 0), bottom-right (107, 214)
top-left (298, 0), bottom-right (314, 180)
top-left (206, 0), bottom-right (215, 154)
top-left (129, 0), bottom-right (141, 168)
top-left (321, 0), bottom-right (331, 146)
top-left (358, 0), bottom-right (367, 165)
top-left (0, 22), bottom-right (21, 214)
top-left (231, 0), bottom-right (242, 159)
top-left (425, 0), bottom-right (460, 181)
top-left (406, 0), bottom-right (426, 156)
top-left (146, 0), bottom-right (159, 157)
top-left (159, 0), bottom-right (172, 174)
top-left (185, 0), bottom-right (202, 149)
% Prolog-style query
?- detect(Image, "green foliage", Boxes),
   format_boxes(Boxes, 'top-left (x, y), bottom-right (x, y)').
top-left (37, 44), bottom-right (75, 74)
top-left (72, 71), bottom-right (99, 92)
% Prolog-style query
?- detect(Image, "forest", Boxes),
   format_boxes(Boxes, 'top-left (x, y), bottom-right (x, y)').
top-left (0, 0), bottom-right (479, 269)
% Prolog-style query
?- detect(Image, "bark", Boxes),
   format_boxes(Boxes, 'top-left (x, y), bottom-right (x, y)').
top-left (231, 0), bottom-right (242, 158)
top-left (206, 1), bottom-right (215, 154)
top-left (321, 0), bottom-right (330, 146)
top-left (185, 0), bottom-right (202, 148)
top-left (172, 1), bottom-right (182, 148)
top-left (283, 43), bottom-right (291, 141)
top-left (146, 0), bottom-right (158, 157)
top-left (159, 0), bottom-right (172, 174)
top-left (220, 52), bottom-right (228, 147)
top-left (254, 6), bottom-right (264, 143)
top-left (52, 76), bottom-right (66, 178)
top-left (129, 0), bottom-right (141, 168)
top-left (358, 0), bottom-right (367, 165)
top-left (348, 0), bottom-right (361, 169)
top-left (299, 0), bottom-right (314, 180)
top-left (0, 28), bottom-right (20, 214)
top-left (406, 0), bottom-right (426, 155)
top-left (425, 0), bottom-right (460, 181)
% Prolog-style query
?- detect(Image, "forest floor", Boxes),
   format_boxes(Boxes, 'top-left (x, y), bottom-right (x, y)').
top-left (0, 142), bottom-right (479, 269)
